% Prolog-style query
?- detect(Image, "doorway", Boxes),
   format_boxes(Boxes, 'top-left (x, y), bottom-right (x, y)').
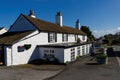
top-left (0, 44), bottom-right (5, 65)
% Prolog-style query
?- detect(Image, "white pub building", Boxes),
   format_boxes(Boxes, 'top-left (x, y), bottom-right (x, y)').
top-left (0, 10), bottom-right (92, 66)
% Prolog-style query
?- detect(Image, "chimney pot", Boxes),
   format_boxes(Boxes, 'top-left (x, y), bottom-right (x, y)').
top-left (56, 12), bottom-right (63, 26)
top-left (76, 19), bottom-right (80, 30)
top-left (29, 10), bottom-right (36, 18)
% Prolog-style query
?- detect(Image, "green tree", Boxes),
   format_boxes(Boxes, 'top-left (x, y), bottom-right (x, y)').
top-left (104, 34), bottom-right (113, 45)
top-left (81, 26), bottom-right (95, 41)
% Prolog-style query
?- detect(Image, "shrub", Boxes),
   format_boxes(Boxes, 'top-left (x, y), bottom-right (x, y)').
top-left (96, 53), bottom-right (107, 59)
top-left (53, 57), bottom-right (60, 63)
top-left (77, 38), bottom-right (81, 43)
top-left (76, 55), bottom-right (81, 60)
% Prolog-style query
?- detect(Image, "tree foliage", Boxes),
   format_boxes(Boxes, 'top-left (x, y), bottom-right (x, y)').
top-left (103, 32), bottom-right (120, 45)
top-left (104, 34), bottom-right (113, 45)
top-left (81, 26), bottom-right (95, 41)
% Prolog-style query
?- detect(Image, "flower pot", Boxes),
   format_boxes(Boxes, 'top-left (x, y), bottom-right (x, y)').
top-left (97, 57), bottom-right (108, 64)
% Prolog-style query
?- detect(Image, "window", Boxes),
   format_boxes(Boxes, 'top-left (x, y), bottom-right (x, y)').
top-left (75, 35), bottom-right (78, 41)
top-left (44, 50), bottom-right (49, 57)
top-left (86, 45), bottom-right (89, 54)
top-left (82, 46), bottom-right (85, 55)
top-left (82, 36), bottom-right (85, 40)
top-left (18, 46), bottom-right (25, 52)
top-left (71, 48), bottom-right (75, 61)
top-left (77, 47), bottom-right (80, 55)
top-left (62, 34), bottom-right (68, 42)
top-left (44, 50), bottom-right (55, 58)
top-left (50, 50), bottom-right (55, 57)
top-left (48, 33), bottom-right (57, 42)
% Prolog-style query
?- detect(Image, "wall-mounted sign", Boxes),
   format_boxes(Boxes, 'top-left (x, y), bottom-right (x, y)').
top-left (24, 44), bottom-right (31, 50)
top-left (18, 46), bottom-right (25, 52)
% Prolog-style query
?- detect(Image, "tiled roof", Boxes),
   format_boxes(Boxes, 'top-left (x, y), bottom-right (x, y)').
top-left (23, 14), bottom-right (86, 35)
top-left (0, 30), bottom-right (34, 45)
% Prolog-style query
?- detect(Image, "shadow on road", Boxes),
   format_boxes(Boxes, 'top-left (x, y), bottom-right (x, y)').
top-left (113, 51), bottom-right (120, 57)
top-left (106, 47), bottom-right (115, 57)
top-left (106, 46), bottom-right (120, 57)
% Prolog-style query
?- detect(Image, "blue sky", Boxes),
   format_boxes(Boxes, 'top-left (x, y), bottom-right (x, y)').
top-left (0, 0), bottom-right (120, 37)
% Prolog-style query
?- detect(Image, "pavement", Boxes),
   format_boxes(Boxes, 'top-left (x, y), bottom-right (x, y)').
top-left (47, 45), bottom-right (120, 80)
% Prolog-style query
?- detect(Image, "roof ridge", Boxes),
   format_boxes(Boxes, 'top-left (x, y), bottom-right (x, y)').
top-left (22, 14), bottom-right (86, 35)
top-left (22, 14), bottom-right (60, 27)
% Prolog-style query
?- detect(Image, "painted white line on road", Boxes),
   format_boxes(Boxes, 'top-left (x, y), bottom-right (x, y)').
top-left (116, 57), bottom-right (120, 67)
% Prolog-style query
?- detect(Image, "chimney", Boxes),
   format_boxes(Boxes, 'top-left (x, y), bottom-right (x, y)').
top-left (56, 12), bottom-right (63, 26)
top-left (76, 19), bottom-right (80, 30)
top-left (29, 10), bottom-right (36, 18)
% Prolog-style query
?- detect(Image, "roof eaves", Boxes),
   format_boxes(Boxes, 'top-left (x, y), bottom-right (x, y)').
top-left (12, 30), bottom-right (35, 44)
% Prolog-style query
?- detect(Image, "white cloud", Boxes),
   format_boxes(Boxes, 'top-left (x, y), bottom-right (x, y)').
top-left (117, 27), bottom-right (120, 30)
top-left (93, 27), bottom-right (120, 38)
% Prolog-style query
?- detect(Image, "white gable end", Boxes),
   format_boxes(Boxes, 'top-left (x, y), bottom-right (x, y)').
top-left (9, 15), bottom-right (37, 32)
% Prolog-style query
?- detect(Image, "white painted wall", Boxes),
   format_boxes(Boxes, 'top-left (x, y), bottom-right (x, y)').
top-left (57, 33), bottom-right (62, 43)
top-left (9, 15), bottom-right (36, 32)
top-left (68, 34), bottom-right (75, 42)
top-left (11, 43), bottom-right (39, 65)
top-left (4, 46), bottom-right (12, 66)
top-left (4, 29), bottom-right (91, 66)
top-left (18, 31), bottom-right (87, 46)
top-left (64, 48), bottom-right (71, 63)
top-left (64, 44), bottom-right (92, 63)
top-left (78, 35), bottom-right (87, 43)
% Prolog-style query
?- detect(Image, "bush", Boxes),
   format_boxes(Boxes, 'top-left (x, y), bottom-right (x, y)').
top-left (96, 53), bottom-right (107, 59)
top-left (77, 38), bottom-right (81, 43)
top-left (96, 53), bottom-right (108, 64)
top-left (50, 57), bottom-right (59, 64)
top-left (76, 55), bottom-right (81, 60)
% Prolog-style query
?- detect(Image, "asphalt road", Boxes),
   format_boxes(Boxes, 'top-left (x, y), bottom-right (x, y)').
top-left (0, 64), bottom-right (65, 80)
top-left (48, 46), bottom-right (120, 80)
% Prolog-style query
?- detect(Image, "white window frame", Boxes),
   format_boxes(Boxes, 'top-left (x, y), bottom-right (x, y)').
top-left (71, 48), bottom-right (75, 61)
top-left (77, 47), bottom-right (80, 55)
top-left (75, 35), bottom-right (78, 41)
top-left (48, 32), bottom-right (57, 43)
top-left (82, 36), bottom-right (85, 40)
top-left (62, 34), bottom-right (68, 42)
top-left (82, 46), bottom-right (85, 55)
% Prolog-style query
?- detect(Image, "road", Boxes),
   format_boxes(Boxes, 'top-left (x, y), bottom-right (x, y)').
top-left (47, 46), bottom-right (120, 80)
